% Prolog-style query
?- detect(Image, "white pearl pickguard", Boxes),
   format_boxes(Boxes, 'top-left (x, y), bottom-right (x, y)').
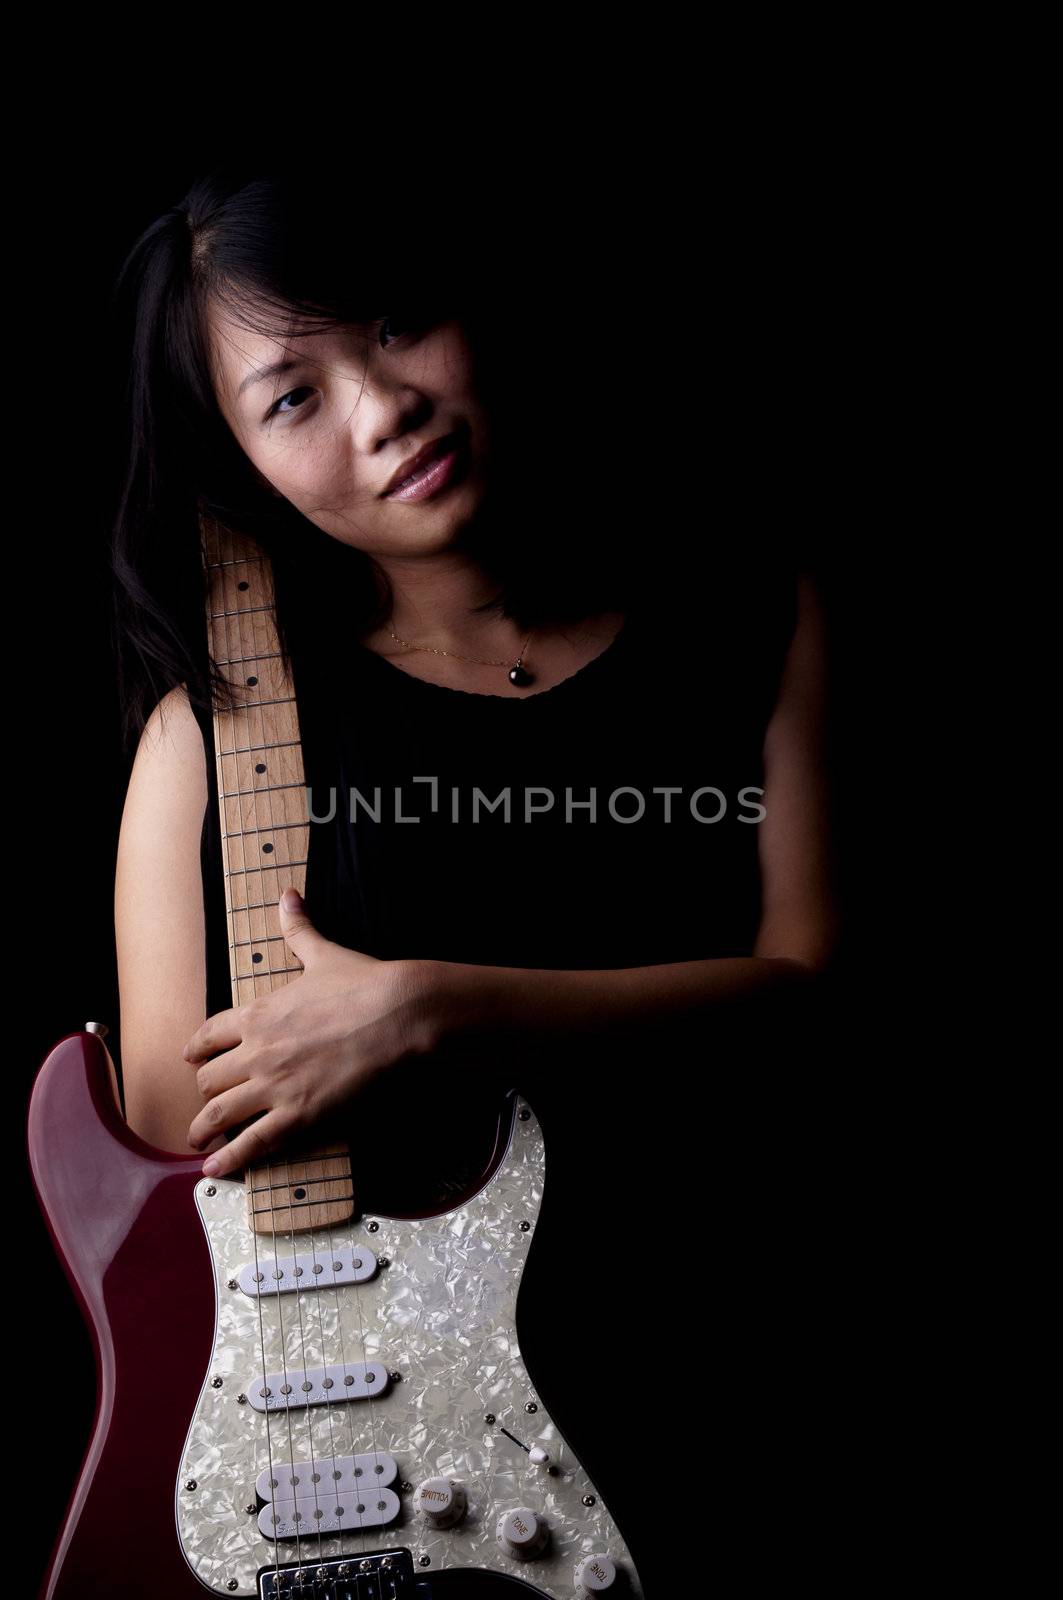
top-left (175, 1093), bottom-right (645, 1597)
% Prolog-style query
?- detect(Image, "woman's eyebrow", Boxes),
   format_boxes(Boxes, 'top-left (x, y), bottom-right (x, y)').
top-left (238, 357), bottom-right (303, 399)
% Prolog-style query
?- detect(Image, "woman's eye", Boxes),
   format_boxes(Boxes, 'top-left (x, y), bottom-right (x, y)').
top-left (378, 316), bottom-right (420, 347)
top-left (266, 385), bottom-right (314, 420)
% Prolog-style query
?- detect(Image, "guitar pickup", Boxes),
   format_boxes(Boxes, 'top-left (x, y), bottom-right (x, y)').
top-left (256, 1450), bottom-right (398, 1502)
top-left (259, 1486), bottom-right (401, 1540)
top-left (237, 1246), bottom-right (377, 1297)
top-left (247, 1361), bottom-right (389, 1412)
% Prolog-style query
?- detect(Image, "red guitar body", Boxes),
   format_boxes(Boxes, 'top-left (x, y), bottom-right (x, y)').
top-left (29, 1030), bottom-right (640, 1599)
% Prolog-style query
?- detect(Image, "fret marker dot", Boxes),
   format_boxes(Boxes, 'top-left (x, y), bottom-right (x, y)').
top-left (252, 952), bottom-right (263, 964)
top-left (294, 1186), bottom-right (306, 1199)
top-left (255, 763), bottom-right (266, 774)
top-left (262, 842), bottom-right (274, 853)
top-left (246, 675), bottom-right (258, 686)
top-left (238, 580), bottom-right (249, 590)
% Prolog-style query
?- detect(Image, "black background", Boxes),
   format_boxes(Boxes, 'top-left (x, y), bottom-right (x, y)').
top-left (18, 161), bottom-right (910, 1597)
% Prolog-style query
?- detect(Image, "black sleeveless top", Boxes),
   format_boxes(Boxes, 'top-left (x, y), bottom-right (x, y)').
top-left (189, 553), bottom-right (802, 1585)
top-left (194, 555), bottom-right (799, 1009)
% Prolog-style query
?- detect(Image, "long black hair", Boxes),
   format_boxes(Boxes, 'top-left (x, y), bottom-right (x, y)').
top-left (108, 164), bottom-right (642, 754)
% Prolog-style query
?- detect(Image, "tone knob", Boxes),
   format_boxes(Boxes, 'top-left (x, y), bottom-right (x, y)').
top-left (575, 1551), bottom-right (617, 1592)
top-left (413, 1476), bottom-right (467, 1529)
top-left (496, 1505), bottom-right (549, 1560)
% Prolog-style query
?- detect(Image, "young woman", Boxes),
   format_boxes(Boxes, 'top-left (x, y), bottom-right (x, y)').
top-left (109, 175), bottom-right (838, 1171)
top-left (110, 166), bottom-right (840, 1584)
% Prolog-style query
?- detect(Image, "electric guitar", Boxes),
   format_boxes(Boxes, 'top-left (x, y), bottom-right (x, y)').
top-left (29, 514), bottom-right (646, 1599)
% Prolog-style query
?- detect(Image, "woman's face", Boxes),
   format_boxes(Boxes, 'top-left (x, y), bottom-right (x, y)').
top-left (207, 311), bottom-right (493, 557)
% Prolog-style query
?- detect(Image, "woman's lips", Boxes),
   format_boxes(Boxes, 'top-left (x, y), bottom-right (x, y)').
top-left (385, 435), bottom-right (469, 502)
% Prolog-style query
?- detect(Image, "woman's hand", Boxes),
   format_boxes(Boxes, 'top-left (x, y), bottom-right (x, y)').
top-left (182, 889), bottom-right (436, 1178)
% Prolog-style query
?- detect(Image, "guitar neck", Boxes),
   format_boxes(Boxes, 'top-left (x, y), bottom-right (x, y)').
top-left (199, 510), bottom-right (352, 1232)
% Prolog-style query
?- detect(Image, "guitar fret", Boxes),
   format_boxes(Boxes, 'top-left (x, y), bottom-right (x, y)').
top-left (252, 1187), bottom-right (355, 1215)
top-left (215, 650), bottom-right (284, 666)
top-left (204, 555), bottom-right (267, 569)
top-left (219, 782), bottom-right (305, 798)
top-left (235, 964), bottom-right (306, 977)
top-left (208, 603), bottom-right (275, 618)
top-left (224, 897), bottom-right (299, 912)
top-left (250, 1172), bottom-right (352, 1196)
top-left (209, 694), bottom-right (297, 711)
top-left (230, 934), bottom-right (296, 948)
top-left (222, 820), bottom-right (308, 839)
top-left (217, 740), bottom-right (302, 756)
top-left (225, 860), bottom-right (308, 876)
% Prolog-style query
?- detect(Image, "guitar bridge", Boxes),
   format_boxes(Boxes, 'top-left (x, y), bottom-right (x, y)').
top-left (257, 1546), bottom-right (429, 1597)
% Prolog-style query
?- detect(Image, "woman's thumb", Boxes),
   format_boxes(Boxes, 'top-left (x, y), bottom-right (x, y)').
top-left (279, 887), bottom-right (319, 957)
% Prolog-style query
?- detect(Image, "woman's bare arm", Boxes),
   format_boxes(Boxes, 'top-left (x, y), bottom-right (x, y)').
top-left (114, 685), bottom-right (227, 1156)
top-left (752, 568), bottom-right (840, 971)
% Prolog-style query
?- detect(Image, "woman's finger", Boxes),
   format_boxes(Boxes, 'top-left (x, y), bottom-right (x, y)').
top-left (200, 1109), bottom-right (295, 1180)
top-left (188, 1076), bottom-right (272, 1151)
top-left (195, 1047), bottom-right (251, 1102)
top-left (183, 1008), bottom-right (243, 1065)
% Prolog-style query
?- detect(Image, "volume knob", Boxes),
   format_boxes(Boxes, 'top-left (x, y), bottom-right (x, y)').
top-left (414, 1477), bottom-right (467, 1529)
top-left (496, 1505), bottom-right (549, 1560)
top-left (575, 1551), bottom-right (617, 1592)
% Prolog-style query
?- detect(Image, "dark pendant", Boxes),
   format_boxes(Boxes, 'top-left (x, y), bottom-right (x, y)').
top-left (509, 661), bottom-right (534, 687)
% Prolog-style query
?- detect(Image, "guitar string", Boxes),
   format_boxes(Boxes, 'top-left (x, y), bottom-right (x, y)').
top-left (299, 689), bottom-right (393, 1576)
top-left (241, 544), bottom-right (333, 1583)
top-left (234, 533), bottom-right (381, 1591)
top-left (302, 1141), bottom-right (388, 1573)
top-left (217, 533), bottom-right (329, 1591)
top-left (250, 546), bottom-right (364, 1594)
top-left (208, 525), bottom-right (285, 1599)
top-left (230, 532), bottom-right (324, 1587)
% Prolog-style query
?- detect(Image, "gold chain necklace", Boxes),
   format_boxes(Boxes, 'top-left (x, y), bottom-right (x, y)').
top-left (385, 621), bottom-right (537, 687)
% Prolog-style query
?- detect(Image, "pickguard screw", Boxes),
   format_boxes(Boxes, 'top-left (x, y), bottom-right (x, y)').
top-left (227, 1581), bottom-right (239, 1590)
top-left (401, 1481), bottom-right (413, 1493)
top-left (204, 1185), bottom-right (217, 1197)
top-left (185, 1479), bottom-right (197, 1491)
top-left (583, 1494), bottom-right (596, 1506)
top-left (525, 1401), bottom-right (538, 1413)
top-left (237, 1394), bottom-right (248, 1405)
top-left (378, 1256), bottom-right (390, 1268)
top-left (519, 1221), bottom-right (531, 1232)
top-left (485, 1413), bottom-right (496, 1425)
top-left (518, 1108), bottom-right (531, 1120)
top-left (211, 1377), bottom-right (223, 1388)
top-left (419, 1555), bottom-right (431, 1567)
top-left (245, 1503), bottom-right (256, 1515)
top-left (367, 1220), bottom-right (380, 1232)
top-left (389, 1370), bottom-right (402, 1383)
top-left (227, 1279), bottom-right (238, 1291)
